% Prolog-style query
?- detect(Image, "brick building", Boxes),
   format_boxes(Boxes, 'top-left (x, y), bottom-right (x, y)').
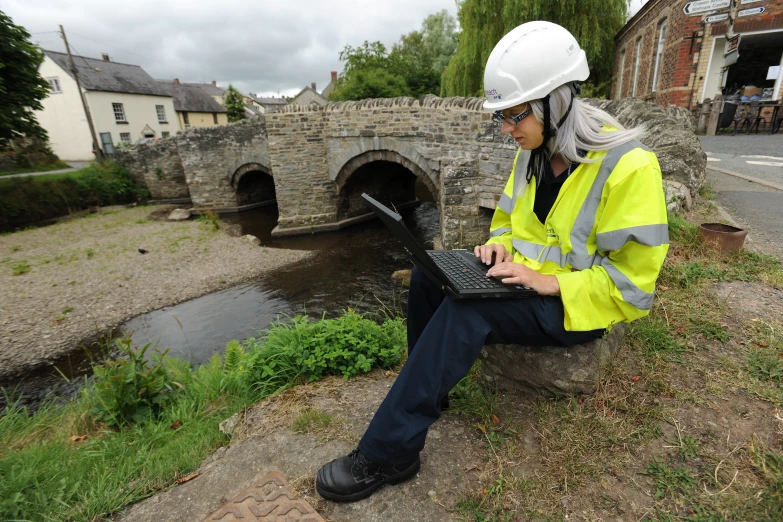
top-left (611, 0), bottom-right (783, 111)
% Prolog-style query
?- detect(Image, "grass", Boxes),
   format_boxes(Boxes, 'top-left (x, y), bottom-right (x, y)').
top-left (0, 160), bottom-right (70, 177)
top-left (452, 207), bottom-right (783, 521)
top-left (0, 310), bottom-right (407, 521)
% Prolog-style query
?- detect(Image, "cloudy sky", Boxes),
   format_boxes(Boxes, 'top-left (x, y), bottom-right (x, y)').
top-left (5, 0), bottom-right (645, 98)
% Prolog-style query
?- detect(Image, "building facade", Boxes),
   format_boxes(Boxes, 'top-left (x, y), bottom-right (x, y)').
top-left (612, 0), bottom-right (783, 110)
top-left (158, 80), bottom-right (228, 130)
top-left (37, 52), bottom-right (176, 160)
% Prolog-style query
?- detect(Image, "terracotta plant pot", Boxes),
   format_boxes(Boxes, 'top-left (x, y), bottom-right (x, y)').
top-left (698, 223), bottom-right (748, 253)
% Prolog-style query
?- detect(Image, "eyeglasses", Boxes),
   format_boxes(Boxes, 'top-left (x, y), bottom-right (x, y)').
top-left (492, 106), bottom-right (533, 126)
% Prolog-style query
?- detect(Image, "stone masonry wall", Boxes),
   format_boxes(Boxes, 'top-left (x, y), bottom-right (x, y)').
top-left (114, 139), bottom-right (190, 201)
top-left (177, 118), bottom-right (270, 209)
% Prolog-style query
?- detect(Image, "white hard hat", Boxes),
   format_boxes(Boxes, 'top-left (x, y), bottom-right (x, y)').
top-left (483, 21), bottom-right (589, 111)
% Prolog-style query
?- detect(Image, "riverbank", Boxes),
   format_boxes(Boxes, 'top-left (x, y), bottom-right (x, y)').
top-left (0, 206), bottom-right (313, 379)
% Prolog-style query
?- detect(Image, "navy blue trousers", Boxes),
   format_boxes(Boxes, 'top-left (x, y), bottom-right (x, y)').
top-left (358, 266), bottom-right (605, 465)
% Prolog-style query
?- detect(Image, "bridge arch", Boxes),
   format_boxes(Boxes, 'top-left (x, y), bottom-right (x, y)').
top-left (330, 138), bottom-right (439, 199)
top-left (334, 149), bottom-right (439, 221)
top-left (230, 162), bottom-right (276, 209)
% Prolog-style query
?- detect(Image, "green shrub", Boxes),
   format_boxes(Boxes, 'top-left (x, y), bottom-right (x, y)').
top-left (91, 336), bottom-right (174, 426)
top-left (246, 311), bottom-right (406, 386)
top-left (0, 161), bottom-right (144, 230)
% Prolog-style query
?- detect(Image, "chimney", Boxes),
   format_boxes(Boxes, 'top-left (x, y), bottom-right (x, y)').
top-left (101, 53), bottom-right (110, 61)
top-left (212, 80), bottom-right (216, 86)
top-left (331, 71), bottom-right (337, 83)
top-left (311, 82), bottom-right (316, 90)
top-left (173, 78), bottom-right (180, 84)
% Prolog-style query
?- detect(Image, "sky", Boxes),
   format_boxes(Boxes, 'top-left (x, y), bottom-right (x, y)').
top-left (5, 0), bottom-right (646, 98)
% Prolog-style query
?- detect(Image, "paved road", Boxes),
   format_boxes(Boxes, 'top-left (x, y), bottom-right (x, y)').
top-left (2, 161), bottom-right (90, 179)
top-left (698, 136), bottom-right (783, 259)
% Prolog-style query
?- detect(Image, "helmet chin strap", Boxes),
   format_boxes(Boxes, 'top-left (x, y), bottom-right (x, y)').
top-left (526, 84), bottom-right (578, 185)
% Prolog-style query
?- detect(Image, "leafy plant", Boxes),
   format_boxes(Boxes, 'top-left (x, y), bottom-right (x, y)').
top-left (246, 311), bottom-right (406, 384)
top-left (196, 210), bottom-right (220, 231)
top-left (639, 458), bottom-right (697, 500)
top-left (11, 260), bottom-right (29, 275)
top-left (91, 336), bottom-right (174, 426)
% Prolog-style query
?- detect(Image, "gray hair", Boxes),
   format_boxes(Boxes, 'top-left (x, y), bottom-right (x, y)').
top-left (528, 83), bottom-right (646, 166)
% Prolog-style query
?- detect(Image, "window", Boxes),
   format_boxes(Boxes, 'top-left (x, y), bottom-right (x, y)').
top-left (617, 50), bottom-right (626, 99)
top-left (156, 105), bottom-right (167, 123)
top-left (632, 37), bottom-right (643, 97)
top-left (182, 112), bottom-right (189, 125)
top-left (652, 20), bottom-right (667, 92)
top-left (120, 132), bottom-right (131, 144)
top-left (112, 103), bottom-right (127, 123)
top-left (47, 77), bottom-right (61, 93)
top-left (162, 131), bottom-right (170, 138)
top-left (213, 112), bottom-right (218, 124)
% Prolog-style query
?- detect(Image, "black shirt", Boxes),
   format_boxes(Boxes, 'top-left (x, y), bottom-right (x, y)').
top-left (532, 161), bottom-right (580, 224)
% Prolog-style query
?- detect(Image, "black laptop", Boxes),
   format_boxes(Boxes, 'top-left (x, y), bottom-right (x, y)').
top-left (362, 194), bottom-right (536, 299)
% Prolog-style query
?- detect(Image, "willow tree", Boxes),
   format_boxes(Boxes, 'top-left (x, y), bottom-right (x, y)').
top-left (440, 0), bottom-right (628, 99)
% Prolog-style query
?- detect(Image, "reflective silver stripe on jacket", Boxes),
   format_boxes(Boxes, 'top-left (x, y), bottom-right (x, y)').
top-left (569, 140), bottom-right (649, 269)
top-left (490, 227), bottom-right (512, 238)
top-left (497, 193), bottom-right (514, 214)
top-left (600, 257), bottom-right (655, 310)
top-left (596, 224), bottom-right (669, 251)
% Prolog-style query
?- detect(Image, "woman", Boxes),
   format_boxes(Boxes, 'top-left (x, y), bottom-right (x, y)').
top-left (316, 21), bottom-right (669, 502)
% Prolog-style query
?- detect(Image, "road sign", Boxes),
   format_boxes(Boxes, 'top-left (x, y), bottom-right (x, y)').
top-left (725, 34), bottom-right (741, 54)
top-left (682, 0), bottom-right (730, 16)
top-left (705, 13), bottom-right (729, 23)
top-left (738, 6), bottom-right (766, 17)
top-left (740, 0), bottom-right (763, 4)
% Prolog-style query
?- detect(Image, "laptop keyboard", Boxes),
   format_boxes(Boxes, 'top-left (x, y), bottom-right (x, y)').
top-left (429, 251), bottom-right (505, 290)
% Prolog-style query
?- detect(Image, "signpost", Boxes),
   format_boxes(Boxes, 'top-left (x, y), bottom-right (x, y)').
top-left (739, 0), bottom-right (763, 4)
top-left (682, 0), bottom-right (730, 16)
top-left (705, 13), bottom-right (729, 23)
top-left (738, 6), bottom-right (765, 17)
top-left (725, 33), bottom-right (741, 66)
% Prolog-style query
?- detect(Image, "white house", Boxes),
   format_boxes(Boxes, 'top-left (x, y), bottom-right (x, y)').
top-left (36, 51), bottom-right (177, 161)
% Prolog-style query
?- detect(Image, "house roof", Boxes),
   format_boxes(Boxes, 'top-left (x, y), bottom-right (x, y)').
top-left (157, 81), bottom-right (227, 113)
top-left (248, 93), bottom-right (288, 106)
top-left (44, 50), bottom-right (169, 96)
top-left (183, 82), bottom-right (227, 97)
top-left (293, 85), bottom-right (328, 104)
top-left (321, 80), bottom-right (335, 98)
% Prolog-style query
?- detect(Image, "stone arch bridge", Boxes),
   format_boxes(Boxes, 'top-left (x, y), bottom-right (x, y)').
top-left (115, 95), bottom-right (704, 249)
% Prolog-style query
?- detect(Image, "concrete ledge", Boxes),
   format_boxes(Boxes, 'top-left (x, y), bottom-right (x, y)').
top-left (270, 200), bottom-right (419, 238)
top-left (148, 198), bottom-right (192, 206)
top-left (194, 200), bottom-right (277, 215)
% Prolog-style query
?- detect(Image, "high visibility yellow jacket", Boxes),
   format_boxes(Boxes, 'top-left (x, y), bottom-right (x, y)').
top-left (486, 140), bottom-right (669, 331)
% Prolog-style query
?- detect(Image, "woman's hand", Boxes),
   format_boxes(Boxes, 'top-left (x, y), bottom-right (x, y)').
top-left (486, 261), bottom-right (561, 296)
top-left (473, 243), bottom-right (513, 266)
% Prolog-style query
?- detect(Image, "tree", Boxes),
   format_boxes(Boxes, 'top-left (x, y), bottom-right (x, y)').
top-left (224, 85), bottom-right (246, 122)
top-left (440, 0), bottom-right (628, 99)
top-left (328, 10), bottom-right (458, 102)
top-left (0, 11), bottom-right (51, 147)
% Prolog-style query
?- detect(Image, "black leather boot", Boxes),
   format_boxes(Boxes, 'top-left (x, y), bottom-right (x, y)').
top-left (316, 449), bottom-right (420, 502)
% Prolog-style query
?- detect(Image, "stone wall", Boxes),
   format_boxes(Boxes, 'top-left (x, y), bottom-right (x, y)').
top-left (177, 118), bottom-right (270, 209)
top-left (114, 139), bottom-right (190, 201)
top-left (588, 97), bottom-right (707, 194)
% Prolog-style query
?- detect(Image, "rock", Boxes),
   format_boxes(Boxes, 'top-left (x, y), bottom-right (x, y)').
top-left (219, 413), bottom-right (240, 436)
top-left (241, 234), bottom-right (261, 247)
top-left (167, 208), bottom-right (192, 221)
top-left (480, 323), bottom-right (628, 396)
top-left (585, 98), bottom-right (707, 197)
top-left (391, 269), bottom-right (412, 287)
top-left (663, 179), bottom-right (693, 214)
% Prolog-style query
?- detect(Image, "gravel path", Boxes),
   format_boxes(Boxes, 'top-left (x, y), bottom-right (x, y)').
top-left (0, 206), bottom-right (313, 379)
